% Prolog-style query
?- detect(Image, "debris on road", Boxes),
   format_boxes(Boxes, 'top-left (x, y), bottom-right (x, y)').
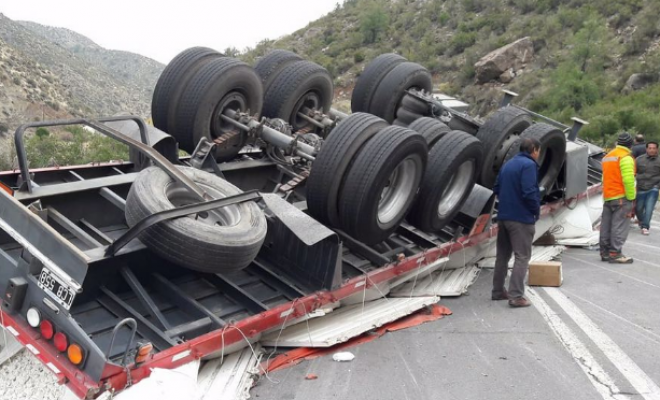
top-left (332, 352), bottom-right (355, 362)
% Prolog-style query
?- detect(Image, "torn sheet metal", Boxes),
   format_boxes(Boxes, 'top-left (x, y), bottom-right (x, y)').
top-left (260, 296), bottom-right (439, 348)
top-left (196, 346), bottom-right (263, 400)
top-left (478, 245), bottom-right (566, 269)
top-left (555, 231), bottom-right (599, 247)
top-left (114, 360), bottom-right (200, 400)
top-left (388, 257), bottom-right (449, 289)
top-left (390, 265), bottom-right (480, 297)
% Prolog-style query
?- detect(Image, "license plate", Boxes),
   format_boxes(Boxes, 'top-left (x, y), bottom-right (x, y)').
top-left (38, 268), bottom-right (75, 310)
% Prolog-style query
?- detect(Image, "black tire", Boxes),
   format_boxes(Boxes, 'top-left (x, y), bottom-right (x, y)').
top-left (152, 47), bottom-right (223, 134)
top-left (351, 53), bottom-right (406, 113)
top-left (408, 117), bottom-right (450, 148)
top-left (407, 131), bottom-right (483, 232)
top-left (503, 123), bottom-right (567, 191)
top-left (175, 57), bottom-right (263, 161)
top-left (395, 107), bottom-right (424, 125)
top-left (262, 60), bottom-right (333, 132)
top-left (476, 107), bottom-right (532, 188)
top-left (307, 113), bottom-right (388, 227)
top-left (369, 62), bottom-right (433, 123)
top-left (339, 126), bottom-right (428, 245)
top-left (254, 50), bottom-right (303, 95)
top-left (125, 166), bottom-right (267, 272)
top-left (400, 94), bottom-right (429, 115)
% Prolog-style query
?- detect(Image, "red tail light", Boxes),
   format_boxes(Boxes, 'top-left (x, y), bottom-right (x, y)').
top-left (40, 320), bottom-right (54, 340)
top-left (53, 332), bottom-right (68, 352)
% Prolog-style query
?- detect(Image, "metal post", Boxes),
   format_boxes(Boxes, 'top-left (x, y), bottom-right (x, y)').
top-left (568, 117), bottom-right (589, 142)
top-left (500, 90), bottom-right (519, 108)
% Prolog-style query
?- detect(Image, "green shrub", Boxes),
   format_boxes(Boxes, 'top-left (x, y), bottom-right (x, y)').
top-left (447, 32), bottom-right (476, 56)
top-left (35, 128), bottom-right (50, 138)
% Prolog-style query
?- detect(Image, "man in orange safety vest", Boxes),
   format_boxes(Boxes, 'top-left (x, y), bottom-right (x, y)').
top-left (599, 132), bottom-right (636, 264)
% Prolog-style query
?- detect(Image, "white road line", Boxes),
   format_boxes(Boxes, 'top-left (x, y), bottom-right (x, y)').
top-left (561, 290), bottom-right (660, 345)
top-left (545, 287), bottom-right (660, 400)
top-left (563, 255), bottom-right (660, 290)
top-left (526, 287), bottom-right (631, 400)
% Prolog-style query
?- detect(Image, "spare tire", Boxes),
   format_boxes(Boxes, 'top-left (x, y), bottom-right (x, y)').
top-left (408, 117), bottom-right (451, 148)
top-left (262, 60), bottom-right (333, 132)
top-left (476, 107), bottom-right (532, 188)
top-left (503, 123), bottom-right (567, 191)
top-left (254, 50), bottom-right (303, 95)
top-left (152, 47), bottom-right (223, 135)
top-left (175, 57), bottom-right (263, 161)
top-left (407, 131), bottom-right (483, 233)
top-left (351, 53), bottom-right (406, 113)
top-left (368, 62), bottom-right (433, 123)
top-left (339, 126), bottom-right (428, 245)
top-left (125, 166), bottom-right (267, 273)
top-left (307, 113), bottom-right (388, 227)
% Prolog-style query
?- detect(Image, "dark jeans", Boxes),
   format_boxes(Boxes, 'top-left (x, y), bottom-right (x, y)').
top-left (635, 188), bottom-right (659, 230)
top-left (493, 220), bottom-right (535, 300)
top-left (599, 198), bottom-right (633, 255)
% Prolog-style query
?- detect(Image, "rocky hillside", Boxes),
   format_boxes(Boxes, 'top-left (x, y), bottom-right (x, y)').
top-left (242, 0), bottom-right (660, 146)
top-left (0, 13), bottom-right (164, 136)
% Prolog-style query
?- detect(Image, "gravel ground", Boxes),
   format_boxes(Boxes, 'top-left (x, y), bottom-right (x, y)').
top-left (0, 350), bottom-right (64, 400)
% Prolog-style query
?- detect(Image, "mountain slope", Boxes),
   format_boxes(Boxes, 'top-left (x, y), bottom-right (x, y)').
top-left (0, 13), bottom-right (164, 134)
top-left (242, 0), bottom-right (660, 146)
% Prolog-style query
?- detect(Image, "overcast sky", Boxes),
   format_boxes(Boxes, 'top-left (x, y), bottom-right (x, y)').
top-left (0, 0), bottom-right (342, 64)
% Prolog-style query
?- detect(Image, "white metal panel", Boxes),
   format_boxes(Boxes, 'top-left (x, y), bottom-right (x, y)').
top-left (388, 257), bottom-right (449, 289)
top-left (390, 265), bottom-right (480, 297)
top-left (260, 297), bottom-right (439, 348)
top-left (478, 245), bottom-right (565, 268)
top-left (556, 231), bottom-right (600, 247)
top-left (196, 346), bottom-right (262, 400)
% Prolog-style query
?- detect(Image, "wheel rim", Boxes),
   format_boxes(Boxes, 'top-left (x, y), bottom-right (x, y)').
top-left (492, 133), bottom-right (520, 173)
top-left (378, 157), bottom-right (418, 226)
top-left (166, 182), bottom-right (242, 227)
top-left (212, 91), bottom-right (248, 138)
top-left (291, 91), bottom-right (322, 131)
top-left (438, 160), bottom-right (475, 218)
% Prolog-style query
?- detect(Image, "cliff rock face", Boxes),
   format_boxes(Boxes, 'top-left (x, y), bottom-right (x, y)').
top-left (0, 14), bottom-right (164, 134)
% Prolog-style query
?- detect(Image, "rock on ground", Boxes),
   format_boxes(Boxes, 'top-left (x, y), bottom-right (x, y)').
top-left (475, 37), bottom-right (534, 84)
top-left (623, 73), bottom-right (658, 93)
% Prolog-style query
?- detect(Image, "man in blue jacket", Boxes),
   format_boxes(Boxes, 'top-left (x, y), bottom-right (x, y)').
top-left (492, 137), bottom-right (541, 308)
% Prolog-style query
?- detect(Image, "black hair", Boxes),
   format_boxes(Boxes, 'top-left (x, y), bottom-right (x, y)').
top-left (520, 137), bottom-right (541, 154)
top-left (635, 134), bottom-right (645, 143)
top-left (647, 141), bottom-right (659, 148)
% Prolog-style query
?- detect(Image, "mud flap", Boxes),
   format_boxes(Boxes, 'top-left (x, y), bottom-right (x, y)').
top-left (260, 194), bottom-right (342, 291)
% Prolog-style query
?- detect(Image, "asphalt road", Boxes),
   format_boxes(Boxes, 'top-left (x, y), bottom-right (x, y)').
top-left (251, 220), bottom-right (660, 400)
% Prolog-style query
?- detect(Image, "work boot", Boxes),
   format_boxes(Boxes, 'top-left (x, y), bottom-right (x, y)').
top-left (508, 297), bottom-right (531, 308)
top-left (608, 253), bottom-right (633, 264)
top-left (491, 290), bottom-right (509, 301)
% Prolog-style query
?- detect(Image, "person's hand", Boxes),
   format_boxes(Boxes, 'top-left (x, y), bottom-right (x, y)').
top-left (626, 200), bottom-right (636, 218)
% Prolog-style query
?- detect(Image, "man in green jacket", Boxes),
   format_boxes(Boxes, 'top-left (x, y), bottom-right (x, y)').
top-left (600, 133), bottom-right (636, 264)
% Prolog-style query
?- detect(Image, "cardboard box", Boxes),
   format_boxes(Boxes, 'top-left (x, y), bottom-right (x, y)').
top-left (528, 261), bottom-right (563, 287)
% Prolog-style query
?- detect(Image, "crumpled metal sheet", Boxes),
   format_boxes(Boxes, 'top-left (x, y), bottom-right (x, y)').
top-left (260, 296), bottom-right (439, 348)
top-left (390, 265), bottom-right (481, 297)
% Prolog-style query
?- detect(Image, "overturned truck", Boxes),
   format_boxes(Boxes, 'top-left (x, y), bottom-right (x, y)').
top-left (0, 48), bottom-right (603, 398)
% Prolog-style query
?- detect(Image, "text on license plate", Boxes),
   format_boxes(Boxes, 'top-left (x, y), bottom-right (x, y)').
top-left (38, 268), bottom-right (75, 309)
